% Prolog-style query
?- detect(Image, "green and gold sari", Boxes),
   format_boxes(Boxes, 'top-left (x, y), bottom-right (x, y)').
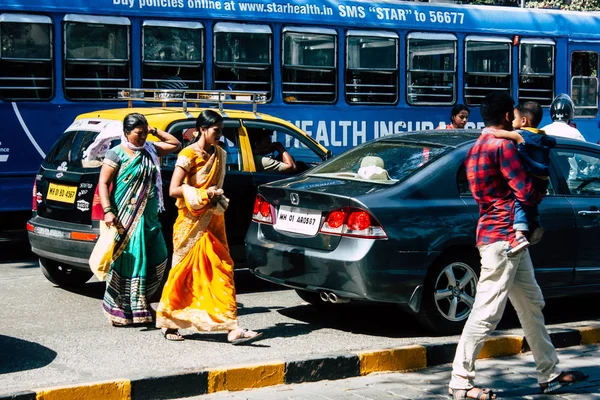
top-left (102, 145), bottom-right (167, 325)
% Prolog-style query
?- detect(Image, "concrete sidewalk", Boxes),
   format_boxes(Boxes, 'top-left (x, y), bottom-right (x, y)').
top-left (2, 324), bottom-right (599, 400)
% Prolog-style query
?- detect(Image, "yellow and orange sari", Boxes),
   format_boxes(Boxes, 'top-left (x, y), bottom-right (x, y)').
top-left (156, 145), bottom-right (238, 332)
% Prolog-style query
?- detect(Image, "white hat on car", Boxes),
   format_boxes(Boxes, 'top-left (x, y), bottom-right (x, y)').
top-left (358, 156), bottom-right (390, 181)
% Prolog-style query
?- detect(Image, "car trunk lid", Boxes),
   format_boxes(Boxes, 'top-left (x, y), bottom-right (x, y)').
top-left (256, 177), bottom-right (388, 251)
top-left (36, 167), bottom-right (99, 225)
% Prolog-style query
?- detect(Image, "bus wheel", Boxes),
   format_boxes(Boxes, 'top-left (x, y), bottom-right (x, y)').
top-left (39, 258), bottom-right (93, 288)
top-left (418, 252), bottom-right (480, 335)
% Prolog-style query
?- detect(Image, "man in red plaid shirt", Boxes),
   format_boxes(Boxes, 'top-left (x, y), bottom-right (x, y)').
top-left (448, 92), bottom-right (586, 400)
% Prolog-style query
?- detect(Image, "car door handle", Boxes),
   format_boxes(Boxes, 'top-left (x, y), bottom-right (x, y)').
top-left (578, 210), bottom-right (600, 216)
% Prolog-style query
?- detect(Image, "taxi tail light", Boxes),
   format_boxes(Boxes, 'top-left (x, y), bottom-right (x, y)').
top-left (252, 195), bottom-right (273, 224)
top-left (91, 186), bottom-right (104, 221)
top-left (32, 180), bottom-right (38, 211)
top-left (320, 207), bottom-right (387, 239)
top-left (70, 231), bottom-right (99, 241)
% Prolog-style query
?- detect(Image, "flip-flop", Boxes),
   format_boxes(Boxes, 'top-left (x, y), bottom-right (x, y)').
top-left (229, 329), bottom-right (263, 346)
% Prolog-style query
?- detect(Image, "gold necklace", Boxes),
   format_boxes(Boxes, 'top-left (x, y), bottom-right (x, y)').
top-left (196, 142), bottom-right (213, 158)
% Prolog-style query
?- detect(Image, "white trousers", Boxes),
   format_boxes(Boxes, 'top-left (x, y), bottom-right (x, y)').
top-left (449, 241), bottom-right (561, 390)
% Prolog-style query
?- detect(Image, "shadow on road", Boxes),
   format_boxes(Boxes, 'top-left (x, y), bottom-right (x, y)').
top-left (61, 281), bottom-right (106, 300)
top-left (0, 335), bottom-right (56, 374)
top-left (234, 268), bottom-right (283, 295)
top-left (0, 239), bottom-right (35, 263)
top-left (277, 302), bottom-right (425, 338)
top-left (183, 321), bottom-right (320, 346)
top-left (498, 293), bottom-right (600, 330)
top-left (277, 293), bottom-right (600, 339)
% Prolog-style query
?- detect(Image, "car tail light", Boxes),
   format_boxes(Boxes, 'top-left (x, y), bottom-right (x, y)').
top-left (252, 195), bottom-right (273, 224)
top-left (91, 186), bottom-right (104, 221)
top-left (70, 231), bottom-right (99, 241)
top-left (26, 222), bottom-right (34, 232)
top-left (320, 207), bottom-right (387, 239)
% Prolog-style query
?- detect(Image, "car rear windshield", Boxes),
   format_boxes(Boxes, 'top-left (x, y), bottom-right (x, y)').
top-left (46, 130), bottom-right (119, 169)
top-left (308, 140), bottom-right (447, 184)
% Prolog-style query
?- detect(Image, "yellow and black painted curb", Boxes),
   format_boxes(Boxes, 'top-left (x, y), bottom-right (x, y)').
top-left (3, 326), bottom-right (599, 400)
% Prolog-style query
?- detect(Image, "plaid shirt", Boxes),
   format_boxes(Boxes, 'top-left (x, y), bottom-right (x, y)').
top-left (466, 129), bottom-right (542, 246)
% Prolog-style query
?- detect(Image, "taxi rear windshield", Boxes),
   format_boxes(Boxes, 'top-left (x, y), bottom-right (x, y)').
top-left (45, 131), bottom-right (118, 169)
top-left (308, 141), bottom-right (447, 184)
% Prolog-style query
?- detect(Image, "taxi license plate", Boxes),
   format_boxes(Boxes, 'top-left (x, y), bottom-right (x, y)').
top-left (47, 183), bottom-right (77, 204)
top-left (275, 206), bottom-right (321, 236)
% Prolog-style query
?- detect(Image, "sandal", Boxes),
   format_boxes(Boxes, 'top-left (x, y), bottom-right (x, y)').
top-left (540, 370), bottom-right (588, 394)
top-left (162, 328), bottom-right (184, 341)
top-left (449, 388), bottom-right (496, 399)
top-left (228, 328), bottom-right (264, 346)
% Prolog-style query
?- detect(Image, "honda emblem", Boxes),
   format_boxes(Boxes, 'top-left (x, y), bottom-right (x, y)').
top-left (290, 193), bottom-right (299, 205)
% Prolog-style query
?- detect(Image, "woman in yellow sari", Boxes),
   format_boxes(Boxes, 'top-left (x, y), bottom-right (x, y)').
top-left (156, 110), bottom-right (263, 344)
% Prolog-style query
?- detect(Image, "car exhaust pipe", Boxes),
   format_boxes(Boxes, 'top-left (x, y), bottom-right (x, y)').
top-left (320, 291), bottom-right (350, 304)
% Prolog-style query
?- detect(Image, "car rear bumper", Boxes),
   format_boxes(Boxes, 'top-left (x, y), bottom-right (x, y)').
top-left (245, 223), bottom-right (429, 305)
top-left (28, 216), bottom-right (97, 270)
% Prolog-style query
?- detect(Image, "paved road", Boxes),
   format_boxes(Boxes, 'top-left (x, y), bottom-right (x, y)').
top-left (182, 345), bottom-right (600, 399)
top-left (1, 249), bottom-right (600, 396)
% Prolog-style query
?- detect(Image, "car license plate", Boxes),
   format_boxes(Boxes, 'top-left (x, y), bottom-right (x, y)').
top-left (276, 206), bottom-right (321, 236)
top-left (47, 183), bottom-right (77, 204)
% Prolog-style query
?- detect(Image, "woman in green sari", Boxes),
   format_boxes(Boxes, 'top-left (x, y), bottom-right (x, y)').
top-left (97, 113), bottom-right (181, 326)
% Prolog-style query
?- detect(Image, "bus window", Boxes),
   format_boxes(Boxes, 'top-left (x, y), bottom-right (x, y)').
top-left (407, 33), bottom-right (456, 105)
top-left (142, 21), bottom-right (203, 90)
top-left (64, 14), bottom-right (130, 100)
top-left (571, 51), bottom-right (598, 118)
top-left (282, 27), bottom-right (336, 104)
top-left (464, 36), bottom-right (511, 107)
top-left (0, 14), bottom-right (52, 100)
top-left (213, 23), bottom-right (272, 99)
top-left (518, 38), bottom-right (554, 106)
top-left (346, 30), bottom-right (398, 105)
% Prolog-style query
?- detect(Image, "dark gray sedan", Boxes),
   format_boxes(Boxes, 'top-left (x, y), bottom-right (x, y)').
top-left (245, 130), bottom-right (600, 335)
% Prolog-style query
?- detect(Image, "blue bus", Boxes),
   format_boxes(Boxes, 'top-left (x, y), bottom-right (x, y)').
top-left (1, 0), bottom-right (600, 236)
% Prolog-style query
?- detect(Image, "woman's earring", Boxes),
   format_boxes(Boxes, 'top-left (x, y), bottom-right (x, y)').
top-left (193, 130), bottom-right (199, 138)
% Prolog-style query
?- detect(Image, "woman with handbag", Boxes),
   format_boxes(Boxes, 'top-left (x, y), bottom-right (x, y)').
top-left (97, 112), bottom-right (181, 326)
top-left (155, 110), bottom-right (263, 344)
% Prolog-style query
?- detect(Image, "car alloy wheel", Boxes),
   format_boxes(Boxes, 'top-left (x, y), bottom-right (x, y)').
top-left (418, 252), bottom-right (480, 335)
top-left (433, 261), bottom-right (478, 323)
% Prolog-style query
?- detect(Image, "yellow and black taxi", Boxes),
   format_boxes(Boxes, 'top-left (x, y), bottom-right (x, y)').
top-left (27, 89), bottom-right (331, 288)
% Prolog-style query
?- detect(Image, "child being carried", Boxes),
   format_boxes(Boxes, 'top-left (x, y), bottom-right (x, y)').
top-left (492, 101), bottom-right (556, 256)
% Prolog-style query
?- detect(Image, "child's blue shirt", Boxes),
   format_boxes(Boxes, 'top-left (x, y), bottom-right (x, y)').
top-left (516, 127), bottom-right (556, 178)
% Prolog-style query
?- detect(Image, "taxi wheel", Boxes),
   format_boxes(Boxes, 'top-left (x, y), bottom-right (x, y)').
top-left (418, 251), bottom-right (480, 335)
top-left (39, 258), bottom-right (93, 288)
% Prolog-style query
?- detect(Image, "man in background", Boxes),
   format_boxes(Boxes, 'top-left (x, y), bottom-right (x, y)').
top-left (541, 94), bottom-right (585, 141)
